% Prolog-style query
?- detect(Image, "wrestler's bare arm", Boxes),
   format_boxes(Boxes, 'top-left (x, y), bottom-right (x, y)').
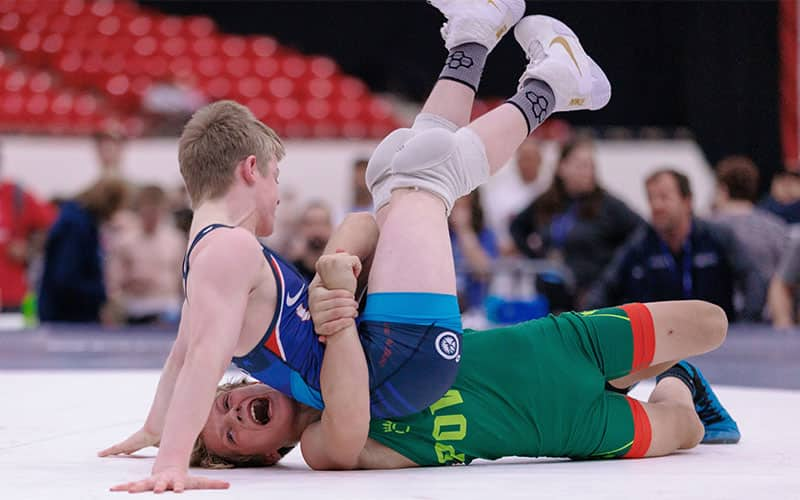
top-left (301, 254), bottom-right (370, 470)
top-left (110, 228), bottom-right (264, 492)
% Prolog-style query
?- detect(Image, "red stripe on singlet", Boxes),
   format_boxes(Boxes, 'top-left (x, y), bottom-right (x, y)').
top-left (623, 397), bottom-right (652, 458)
top-left (620, 303), bottom-right (655, 372)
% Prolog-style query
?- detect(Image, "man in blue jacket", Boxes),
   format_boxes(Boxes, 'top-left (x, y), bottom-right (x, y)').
top-left (585, 169), bottom-right (766, 321)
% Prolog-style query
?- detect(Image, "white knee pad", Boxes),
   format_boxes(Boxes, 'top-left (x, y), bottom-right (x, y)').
top-left (388, 127), bottom-right (490, 215)
top-left (365, 127), bottom-right (415, 212)
top-left (411, 112), bottom-right (458, 132)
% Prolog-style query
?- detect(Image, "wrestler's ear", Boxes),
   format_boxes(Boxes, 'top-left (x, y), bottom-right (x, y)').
top-left (239, 155), bottom-right (259, 185)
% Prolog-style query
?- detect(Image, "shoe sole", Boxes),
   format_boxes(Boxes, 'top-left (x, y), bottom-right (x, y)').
top-left (430, 0), bottom-right (525, 46)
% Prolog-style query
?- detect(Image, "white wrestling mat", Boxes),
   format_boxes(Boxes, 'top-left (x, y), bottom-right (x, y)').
top-left (1, 370), bottom-right (798, 500)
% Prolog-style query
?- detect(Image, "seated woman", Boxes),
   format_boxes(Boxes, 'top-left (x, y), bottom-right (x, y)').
top-left (510, 138), bottom-right (642, 306)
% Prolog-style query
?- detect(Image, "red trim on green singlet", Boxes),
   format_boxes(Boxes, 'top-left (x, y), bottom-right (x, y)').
top-left (623, 397), bottom-right (652, 458)
top-left (621, 303), bottom-right (655, 371)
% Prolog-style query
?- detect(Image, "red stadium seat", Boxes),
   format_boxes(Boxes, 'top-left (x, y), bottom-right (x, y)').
top-left (25, 14), bottom-right (49, 34)
top-left (253, 57), bottom-right (278, 79)
top-left (25, 91), bottom-right (49, 116)
top-left (90, 0), bottom-right (114, 18)
top-left (249, 36), bottom-right (277, 58)
top-left (309, 56), bottom-right (337, 79)
top-left (169, 56), bottom-right (194, 80)
top-left (0, 1), bottom-right (400, 137)
top-left (97, 15), bottom-right (121, 37)
top-left (127, 15), bottom-right (152, 37)
top-left (196, 56), bottom-right (223, 78)
top-left (204, 76), bottom-right (232, 99)
top-left (267, 76), bottom-right (294, 99)
top-left (45, 14), bottom-right (72, 35)
top-left (275, 97), bottom-right (300, 121)
top-left (191, 36), bottom-right (219, 58)
top-left (133, 36), bottom-right (158, 57)
top-left (0, 0), bottom-right (16, 15)
top-left (28, 70), bottom-right (52, 93)
top-left (62, 0), bottom-right (85, 17)
top-left (0, 12), bottom-right (22, 45)
top-left (335, 76), bottom-right (367, 100)
top-left (281, 56), bottom-right (307, 79)
top-left (157, 16), bottom-right (183, 38)
top-left (105, 74), bottom-right (130, 97)
top-left (305, 99), bottom-right (332, 121)
top-left (245, 97), bottom-right (271, 121)
top-left (4, 69), bottom-right (27, 92)
top-left (101, 53), bottom-right (125, 75)
top-left (285, 117), bottom-right (311, 138)
top-left (304, 77), bottom-right (334, 99)
top-left (17, 31), bottom-right (43, 63)
top-left (225, 57), bottom-right (250, 78)
top-left (40, 33), bottom-right (65, 59)
top-left (186, 16), bottom-right (214, 38)
top-left (236, 76), bottom-right (263, 99)
top-left (312, 121), bottom-right (340, 138)
top-left (161, 36), bottom-right (187, 57)
top-left (221, 36), bottom-right (246, 58)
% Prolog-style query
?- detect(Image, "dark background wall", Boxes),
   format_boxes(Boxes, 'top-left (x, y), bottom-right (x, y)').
top-left (140, 1), bottom-right (783, 188)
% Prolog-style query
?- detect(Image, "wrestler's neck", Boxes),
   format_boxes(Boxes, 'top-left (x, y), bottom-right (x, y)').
top-left (292, 403), bottom-right (323, 439)
top-left (191, 189), bottom-right (260, 236)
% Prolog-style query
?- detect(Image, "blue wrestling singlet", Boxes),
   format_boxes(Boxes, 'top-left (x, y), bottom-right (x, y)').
top-left (183, 224), bottom-right (324, 409)
top-left (184, 224), bottom-right (464, 418)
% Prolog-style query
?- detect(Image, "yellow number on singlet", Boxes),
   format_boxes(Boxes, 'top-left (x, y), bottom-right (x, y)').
top-left (432, 414), bottom-right (467, 441)
top-left (429, 390), bottom-right (463, 415)
top-left (434, 443), bottom-right (466, 464)
top-left (429, 390), bottom-right (468, 462)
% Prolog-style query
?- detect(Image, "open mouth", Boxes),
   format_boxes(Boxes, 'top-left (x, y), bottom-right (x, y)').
top-left (250, 397), bottom-right (271, 425)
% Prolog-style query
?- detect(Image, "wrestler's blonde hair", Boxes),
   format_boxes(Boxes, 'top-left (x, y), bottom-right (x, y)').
top-left (178, 100), bottom-right (285, 207)
top-left (190, 378), bottom-right (295, 469)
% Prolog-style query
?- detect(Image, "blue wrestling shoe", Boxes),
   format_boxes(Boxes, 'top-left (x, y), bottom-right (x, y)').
top-left (656, 361), bottom-right (741, 444)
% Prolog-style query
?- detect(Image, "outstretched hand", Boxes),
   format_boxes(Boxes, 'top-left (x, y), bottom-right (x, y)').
top-left (110, 466), bottom-right (229, 494)
top-left (98, 427), bottom-right (160, 458)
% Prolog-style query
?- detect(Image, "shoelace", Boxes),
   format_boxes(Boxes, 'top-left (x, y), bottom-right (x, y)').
top-left (693, 377), bottom-right (725, 425)
top-left (527, 40), bottom-right (546, 65)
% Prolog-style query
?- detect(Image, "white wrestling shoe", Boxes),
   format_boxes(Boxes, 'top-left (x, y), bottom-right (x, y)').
top-left (429, 0), bottom-right (526, 52)
top-left (514, 15), bottom-right (611, 111)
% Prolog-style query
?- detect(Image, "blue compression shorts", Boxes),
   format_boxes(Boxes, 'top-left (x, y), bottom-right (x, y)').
top-left (358, 292), bottom-right (463, 418)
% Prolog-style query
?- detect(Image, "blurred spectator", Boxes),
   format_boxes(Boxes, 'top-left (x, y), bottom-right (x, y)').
top-left (290, 201), bottom-right (333, 282)
top-left (483, 136), bottom-right (545, 255)
top-left (758, 169), bottom-right (800, 224)
top-left (0, 170), bottom-right (56, 311)
top-left (449, 190), bottom-right (498, 312)
top-left (106, 185), bottom-right (187, 325)
top-left (585, 169), bottom-right (766, 321)
top-left (38, 177), bottom-right (128, 323)
top-left (261, 187), bottom-right (302, 255)
top-left (350, 158), bottom-right (373, 213)
top-left (767, 237), bottom-right (800, 330)
top-left (509, 138), bottom-right (642, 304)
top-left (94, 129), bottom-right (125, 177)
top-left (168, 185), bottom-right (193, 237)
top-left (712, 156), bottom-right (790, 281)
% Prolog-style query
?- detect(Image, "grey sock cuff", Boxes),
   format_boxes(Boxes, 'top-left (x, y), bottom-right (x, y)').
top-left (438, 42), bottom-right (488, 93)
top-left (505, 79), bottom-right (556, 135)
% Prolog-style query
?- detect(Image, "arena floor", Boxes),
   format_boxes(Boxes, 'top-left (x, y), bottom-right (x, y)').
top-left (3, 324), bottom-right (799, 499)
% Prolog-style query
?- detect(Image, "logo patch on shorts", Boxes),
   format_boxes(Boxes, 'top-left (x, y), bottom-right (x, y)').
top-left (435, 331), bottom-right (460, 362)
